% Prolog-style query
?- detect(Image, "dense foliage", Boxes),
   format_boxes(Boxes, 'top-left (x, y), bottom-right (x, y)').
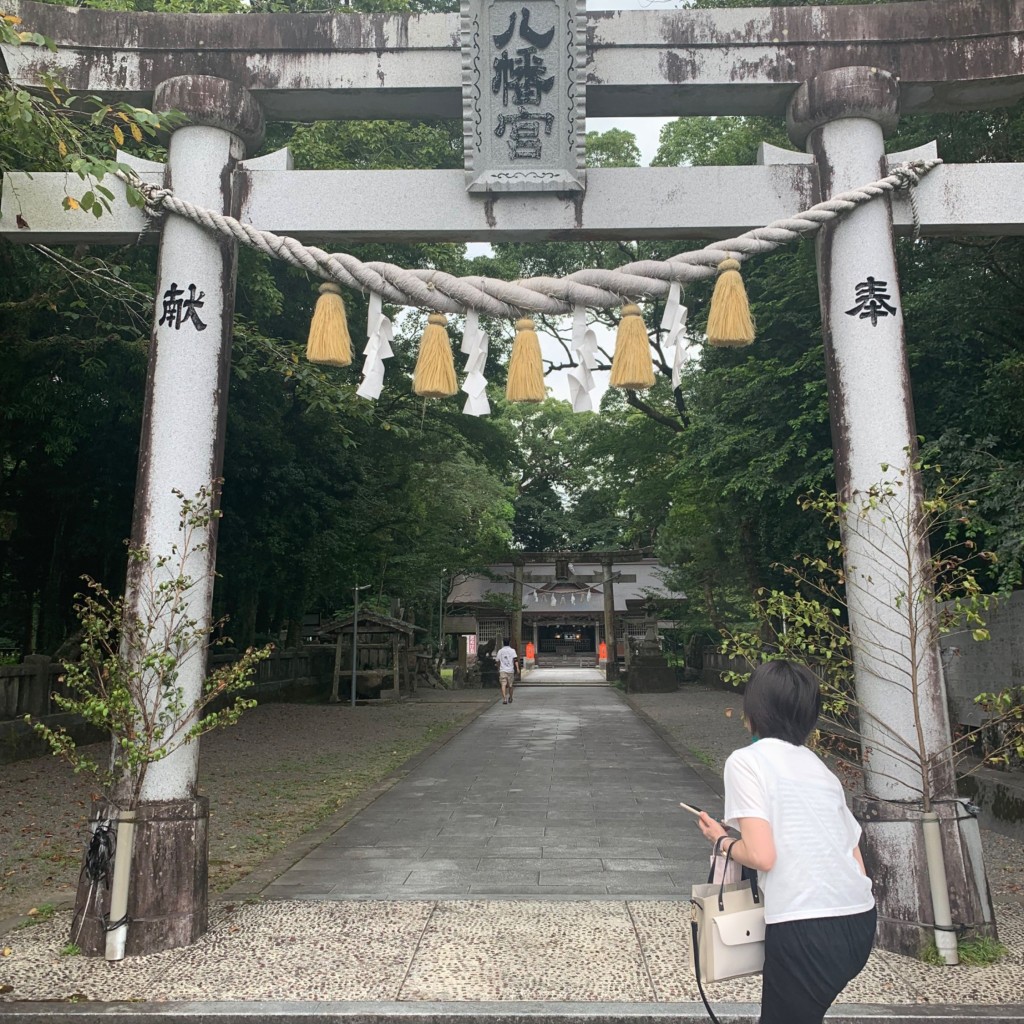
top-left (1, 0), bottom-right (1021, 658)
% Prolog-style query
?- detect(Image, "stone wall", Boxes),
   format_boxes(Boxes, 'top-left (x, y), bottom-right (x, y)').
top-left (941, 589), bottom-right (1024, 729)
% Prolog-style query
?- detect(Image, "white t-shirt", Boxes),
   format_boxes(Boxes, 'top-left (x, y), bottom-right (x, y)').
top-left (724, 738), bottom-right (875, 924)
top-left (496, 645), bottom-right (518, 673)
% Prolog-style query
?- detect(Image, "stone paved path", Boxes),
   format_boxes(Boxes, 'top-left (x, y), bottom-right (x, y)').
top-left (262, 685), bottom-right (716, 899)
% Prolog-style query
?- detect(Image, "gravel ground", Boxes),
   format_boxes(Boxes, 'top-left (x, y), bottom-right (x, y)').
top-left (0, 691), bottom-right (491, 926)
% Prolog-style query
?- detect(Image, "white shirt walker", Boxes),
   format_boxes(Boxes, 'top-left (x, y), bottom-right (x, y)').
top-left (724, 738), bottom-right (875, 925)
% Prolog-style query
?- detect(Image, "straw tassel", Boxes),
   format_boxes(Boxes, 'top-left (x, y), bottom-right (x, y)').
top-left (506, 317), bottom-right (546, 402)
top-left (305, 282), bottom-right (353, 366)
top-left (609, 303), bottom-right (655, 389)
top-left (413, 312), bottom-right (458, 397)
top-left (706, 258), bottom-right (755, 347)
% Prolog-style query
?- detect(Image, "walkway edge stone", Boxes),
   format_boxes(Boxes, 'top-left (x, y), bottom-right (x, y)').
top-left (2, 1001), bottom-right (1024, 1023)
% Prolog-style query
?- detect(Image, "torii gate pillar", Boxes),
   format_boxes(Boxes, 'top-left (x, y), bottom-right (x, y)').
top-left (789, 67), bottom-right (994, 955)
top-left (73, 76), bottom-right (264, 957)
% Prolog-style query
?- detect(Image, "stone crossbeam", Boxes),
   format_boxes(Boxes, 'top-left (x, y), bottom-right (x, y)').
top-left (3, 0), bottom-right (1023, 121)
top-left (4, 161), bottom-right (1024, 245)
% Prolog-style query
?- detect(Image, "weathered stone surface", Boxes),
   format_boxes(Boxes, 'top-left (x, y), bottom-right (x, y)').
top-left (625, 657), bottom-right (677, 693)
top-left (798, 66), bottom-right (995, 960)
top-left (855, 795), bottom-right (996, 956)
top-left (5, 0), bottom-right (1024, 120)
top-left (787, 66), bottom-right (900, 147)
top-left (72, 798), bottom-right (209, 957)
top-left (462, 0), bottom-right (586, 193)
top-left (153, 75), bottom-right (264, 152)
top-left (7, 159), bottom-right (1024, 245)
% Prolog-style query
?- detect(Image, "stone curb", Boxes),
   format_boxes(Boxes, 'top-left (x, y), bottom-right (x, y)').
top-left (2, 1001), bottom-right (1024, 1023)
top-left (219, 694), bottom-right (499, 900)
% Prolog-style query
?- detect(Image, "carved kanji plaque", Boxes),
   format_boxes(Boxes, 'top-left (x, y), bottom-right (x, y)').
top-left (462, 0), bottom-right (586, 193)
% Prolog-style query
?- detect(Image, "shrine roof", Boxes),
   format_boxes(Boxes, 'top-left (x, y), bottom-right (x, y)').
top-left (448, 556), bottom-right (685, 613)
top-left (318, 612), bottom-right (422, 636)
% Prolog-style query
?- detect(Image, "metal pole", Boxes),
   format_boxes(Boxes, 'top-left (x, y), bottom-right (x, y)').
top-left (351, 585), bottom-right (360, 708)
top-left (438, 573), bottom-right (445, 661)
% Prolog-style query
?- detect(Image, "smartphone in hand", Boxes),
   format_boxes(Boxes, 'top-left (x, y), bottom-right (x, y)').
top-left (679, 801), bottom-right (704, 817)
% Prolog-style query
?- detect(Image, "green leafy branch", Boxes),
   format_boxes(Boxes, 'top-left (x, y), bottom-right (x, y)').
top-left (1, 10), bottom-right (186, 215)
top-left (26, 484), bottom-right (272, 809)
top-left (722, 454), bottom-right (1022, 796)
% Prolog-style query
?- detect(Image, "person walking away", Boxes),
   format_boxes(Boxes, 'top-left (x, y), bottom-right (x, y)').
top-left (694, 660), bottom-right (876, 1024)
top-left (496, 638), bottom-right (519, 704)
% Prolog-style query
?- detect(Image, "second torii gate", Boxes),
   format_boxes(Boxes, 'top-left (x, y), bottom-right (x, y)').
top-left (3, 0), bottom-right (1023, 959)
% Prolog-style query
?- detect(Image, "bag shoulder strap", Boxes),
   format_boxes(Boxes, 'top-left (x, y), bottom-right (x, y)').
top-left (706, 835), bottom-right (729, 884)
top-left (690, 912), bottom-right (723, 1024)
top-left (717, 840), bottom-right (760, 911)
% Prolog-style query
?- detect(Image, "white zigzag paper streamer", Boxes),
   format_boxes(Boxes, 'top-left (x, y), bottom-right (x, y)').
top-left (460, 310), bottom-right (490, 416)
top-left (567, 305), bottom-right (598, 413)
top-left (660, 282), bottom-right (690, 390)
top-left (356, 292), bottom-right (394, 401)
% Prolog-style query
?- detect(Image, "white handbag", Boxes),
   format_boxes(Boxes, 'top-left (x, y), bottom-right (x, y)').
top-left (690, 841), bottom-right (765, 1023)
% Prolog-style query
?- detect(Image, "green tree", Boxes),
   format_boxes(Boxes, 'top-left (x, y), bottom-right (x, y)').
top-left (585, 128), bottom-right (641, 168)
top-left (647, 93), bottom-right (1024, 639)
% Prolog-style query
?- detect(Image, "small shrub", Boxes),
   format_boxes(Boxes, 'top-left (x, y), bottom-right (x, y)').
top-left (958, 936), bottom-right (1008, 965)
top-left (26, 485), bottom-right (272, 808)
top-left (921, 937), bottom-right (1007, 966)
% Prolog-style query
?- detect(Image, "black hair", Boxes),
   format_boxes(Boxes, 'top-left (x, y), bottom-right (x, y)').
top-left (743, 660), bottom-right (821, 746)
top-left (502, 638), bottom-right (510, 646)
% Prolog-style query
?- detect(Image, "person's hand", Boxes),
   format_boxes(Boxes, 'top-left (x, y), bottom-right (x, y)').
top-left (697, 810), bottom-right (727, 845)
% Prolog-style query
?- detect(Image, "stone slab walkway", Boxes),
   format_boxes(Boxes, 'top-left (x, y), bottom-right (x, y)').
top-left (260, 686), bottom-right (713, 899)
top-left (521, 669), bottom-right (607, 684)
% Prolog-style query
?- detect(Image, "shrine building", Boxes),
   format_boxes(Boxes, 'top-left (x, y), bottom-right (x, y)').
top-left (444, 551), bottom-right (685, 666)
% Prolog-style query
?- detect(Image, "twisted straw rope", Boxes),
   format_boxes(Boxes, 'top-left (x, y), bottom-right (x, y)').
top-left (128, 159), bottom-right (939, 318)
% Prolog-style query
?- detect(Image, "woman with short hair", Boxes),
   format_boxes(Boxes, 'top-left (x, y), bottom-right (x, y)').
top-left (696, 659), bottom-right (876, 1024)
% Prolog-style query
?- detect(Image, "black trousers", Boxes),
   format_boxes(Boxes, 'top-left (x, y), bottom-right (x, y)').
top-left (760, 906), bottom-right (877, 1024)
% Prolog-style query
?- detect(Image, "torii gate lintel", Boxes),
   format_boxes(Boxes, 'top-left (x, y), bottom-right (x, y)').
top-left (4, 0), bottom-right (1024, 121)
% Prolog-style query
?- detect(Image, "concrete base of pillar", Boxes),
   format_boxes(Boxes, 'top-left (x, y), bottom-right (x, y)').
top-left (73, 797), bottom-right (209, 957)
top-left (854, 794), bottom-right (997, 957)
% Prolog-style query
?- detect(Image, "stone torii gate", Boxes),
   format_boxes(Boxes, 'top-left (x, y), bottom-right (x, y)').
top-left (3, 0), bottom-right (1024, 958)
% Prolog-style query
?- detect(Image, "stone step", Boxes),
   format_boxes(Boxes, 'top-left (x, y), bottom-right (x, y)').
top-left (518, 680), bottom-right (610, 686)
top-left (2, 1002), bottom-right (1024, 1024)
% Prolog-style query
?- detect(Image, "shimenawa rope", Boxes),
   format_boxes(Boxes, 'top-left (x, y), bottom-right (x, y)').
top-left (121, 159), bottom-right (940, 318)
